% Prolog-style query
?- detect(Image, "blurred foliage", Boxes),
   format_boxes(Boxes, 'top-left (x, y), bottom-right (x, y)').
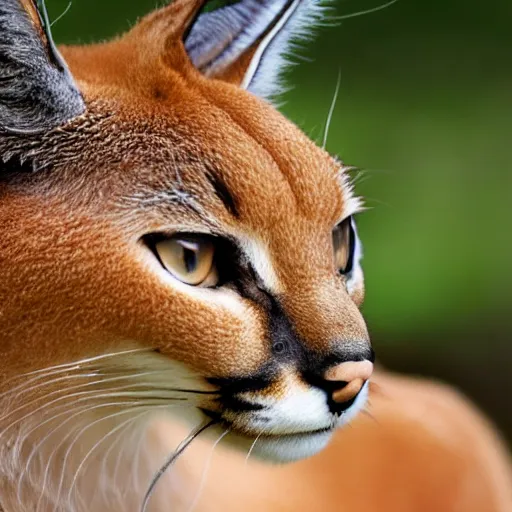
top-left (48, 0), bottom-right (512, 439)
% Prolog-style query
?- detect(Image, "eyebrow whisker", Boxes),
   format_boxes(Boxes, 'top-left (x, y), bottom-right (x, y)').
top-left (322, 69), bottom-right (342, 149)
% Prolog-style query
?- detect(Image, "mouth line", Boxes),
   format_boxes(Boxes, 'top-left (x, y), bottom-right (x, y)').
top-left (257, 426), bottom-right (334, 439)
top-left (200, 409), bottom-right (334, 439)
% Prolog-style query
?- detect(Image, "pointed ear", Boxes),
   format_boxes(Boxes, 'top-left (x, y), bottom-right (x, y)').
top-left (183, 0), bottom-right (325, 100)
top-left (0, 0), bottom-right (85, 134)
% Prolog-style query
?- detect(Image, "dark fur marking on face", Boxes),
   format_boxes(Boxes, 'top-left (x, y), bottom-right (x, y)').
top-left (205, 170), bottom-right (240, 218)
top-left (266, 292), bottom-right (309, 362)
top-left (223, 257), bottom-right (370, 372)
top-left (204, 368), bottom-right (272, 418)
top-left (0, 155), bottom-right (38, 175)
top-left (207, 369), bottom-right (272, 414)
top-left (217, 395), bottom-right (265, 413)
top-left (207, 370), bottom-right (273, 395)
top-left (235, 278), bottom-right (375, 393)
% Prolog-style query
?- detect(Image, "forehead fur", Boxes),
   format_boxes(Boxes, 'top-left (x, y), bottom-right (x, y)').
top-left (1, 38), bottom-right (350, 232)
top-left (1, 0), bottom-right (356, 233)
top-left (0, 2), bottom-right (366, 380)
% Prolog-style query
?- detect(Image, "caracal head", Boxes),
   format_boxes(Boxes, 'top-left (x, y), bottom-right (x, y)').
top-left (0, 0), bottom-right (373, 462)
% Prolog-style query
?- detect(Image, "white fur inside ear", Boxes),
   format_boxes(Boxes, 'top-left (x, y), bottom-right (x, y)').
top-left (185, 0), bottom-right (329, 101)
top-left (245, 0), bottom-right (328, 100)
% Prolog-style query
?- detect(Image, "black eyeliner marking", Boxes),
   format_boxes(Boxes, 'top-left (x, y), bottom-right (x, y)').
top-left (205, 171), bottom-right (240, 218)
top-left (345, 217), bottom-right (356, 274)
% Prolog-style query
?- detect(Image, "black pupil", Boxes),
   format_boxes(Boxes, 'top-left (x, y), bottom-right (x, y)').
top-left (183, 247), bottom-right (198, 273)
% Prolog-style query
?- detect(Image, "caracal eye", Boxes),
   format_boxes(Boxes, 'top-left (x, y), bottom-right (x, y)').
top-left (333, 217), bottom-right (355, 275)
top-left (155, 235), bottom-right (218, 286)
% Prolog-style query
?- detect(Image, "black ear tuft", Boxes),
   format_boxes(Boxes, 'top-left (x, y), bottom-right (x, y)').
top-left (0, 0), bottom-right (85, 134)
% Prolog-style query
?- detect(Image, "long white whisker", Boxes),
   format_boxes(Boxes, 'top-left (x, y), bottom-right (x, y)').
top-left (330, 0), bottom-right (399, 21)
top-left (66, 407), bottom-right (166, 507)
top-left (187, 429), bottom-right (230, 512)
top-left (52, 405), bottom-right (161, 512)
top-left (350, 169), bottom-right (368, 186)
top-left (100, 411), bottom-right (145, 506)
top-left (1, 367), bottom-right (176, 402)
top-left (0, 348), bottom-right (154, 388)
top-left (0, 369), bottom-right (98, 400)
top-left (36, 402), bottom-right (178, 510)
top-left (244, 432), bottom-right (263, 466)
top-left (2, 390), bottom-right (116, 437)
top-left (1, 373), bottom-right (143, 424)
top-left (50, 1), bottom-right (72, 27)
top-left (36, 404), bottom-right (152, 512)
top-left (0, 391), bottom-right (185, 458)
top-left (361, 196), bottom-right (391, 208)
top-left (322, 69), bottom-right (342, 149)
top-left (352, 173), bottom-right (374, 188)
top-left (16, 400), bottom-right (156, 504)
top-left (0, 378), bottom-right (194, 433)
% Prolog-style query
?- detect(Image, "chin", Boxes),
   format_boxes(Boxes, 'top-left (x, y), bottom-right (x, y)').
top-left (204, 424), bottom-right (334, 463)
top-left (205, 382), bottom-right (370, 463)
top-left (252, 430), bottom-right (334, 463)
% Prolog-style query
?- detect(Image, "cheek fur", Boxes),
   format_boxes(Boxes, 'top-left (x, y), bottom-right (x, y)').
top-left (115, 248), bottom-right (272, 376)
top-left (348, 271), bottom-right (365, 307)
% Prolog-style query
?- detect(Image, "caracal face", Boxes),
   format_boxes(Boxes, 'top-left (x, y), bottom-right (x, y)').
top-left (0, 0), bottom-right (373, 496)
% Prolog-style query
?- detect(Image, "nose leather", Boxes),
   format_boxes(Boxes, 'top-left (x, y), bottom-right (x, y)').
top-left (324, 360), bottom-right (374, 404)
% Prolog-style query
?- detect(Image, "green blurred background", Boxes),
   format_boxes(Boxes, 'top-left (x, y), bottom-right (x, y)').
top-left (48, 0), bottom-right (512, 442)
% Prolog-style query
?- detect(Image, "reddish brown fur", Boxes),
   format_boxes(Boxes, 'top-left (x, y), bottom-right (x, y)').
top-left (1, 1), bottom-right (511, 510)
top-left (1, 7), bottom-right (362, 378)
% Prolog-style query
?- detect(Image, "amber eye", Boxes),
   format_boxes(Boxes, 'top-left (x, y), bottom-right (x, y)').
top-left (333, 217), bottom-right (355, 275)
top-left (154, 234), bottom-right (218, 286)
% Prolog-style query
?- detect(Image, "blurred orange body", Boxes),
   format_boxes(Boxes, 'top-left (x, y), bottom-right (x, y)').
top-left (150, 371), bottom-right (512, 512)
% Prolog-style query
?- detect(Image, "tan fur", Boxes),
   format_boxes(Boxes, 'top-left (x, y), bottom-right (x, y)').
top-left (0, 1), bottom-right (510, 510)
